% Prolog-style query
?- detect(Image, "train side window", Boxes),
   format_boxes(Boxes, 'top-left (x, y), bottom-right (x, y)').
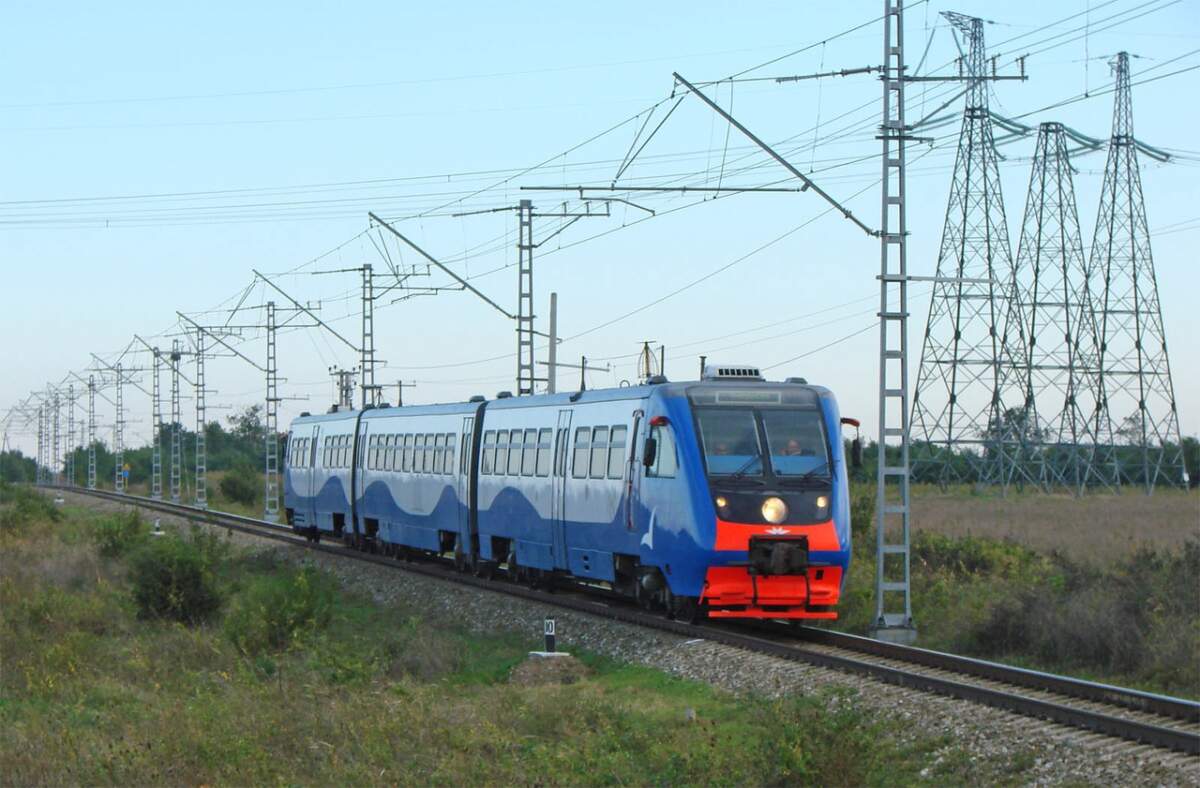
top-left (446, 434), bottom-right (457, 475)
top-left (520, 428), bottom-right (537, 476)
top-left (556, 429), bottom-right (568, 476)
top-left (391, 435), bottom-right (400, 471)
top-left (382, 435), bottom-right (392, 471)
top-left (647, 425), bottom-right (678, 478)
top-left (589, 427), bottom-right (609, 480)
top-left (481, 431), bottom-right (496, 475)
top-left (409, 435), bottom-right (421, 473)
top-left (424, 434), bottom-right (435, 473)
top-left (572, 428), bottom-right (590, 478)
top-left (400, 434), bottom-right (411, 472)
top-left (343, 435), bottom-right (351, 468)
top-left (368, 435), bottom-right (378, 470)
top-left (608, 425), bottom-right (628, 479)
top-left (321, 437), bottom-right (329, 467)
top-left (496, 430), bottom-right (510, 476)
top-left (432, 434), bottom-right (444, 474)
top-left (508, 429), bottom-right (524, 476)
top-left (535, 428), bottom-right (552, 477)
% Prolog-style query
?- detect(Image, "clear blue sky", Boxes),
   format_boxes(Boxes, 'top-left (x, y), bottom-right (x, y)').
top-left (2, 0), bottom-right (1198, 456)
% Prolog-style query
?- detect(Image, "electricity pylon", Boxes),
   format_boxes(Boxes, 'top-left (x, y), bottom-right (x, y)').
top-left (911, 12), bottom-right (1036, 490)
top-left (1015, 123), bottom-right (1107, 492)
top-left (1089, 52), bottom-right (1187, 491)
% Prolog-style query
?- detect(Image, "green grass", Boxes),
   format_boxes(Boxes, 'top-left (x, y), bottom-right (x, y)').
top-left (0, 486), bottom-right (1012, 786)
top-left (839, 482), bottom-right (1200, 697)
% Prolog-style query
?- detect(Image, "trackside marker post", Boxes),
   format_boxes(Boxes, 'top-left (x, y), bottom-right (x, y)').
top-left (530, 617), bottom-right (569, 658)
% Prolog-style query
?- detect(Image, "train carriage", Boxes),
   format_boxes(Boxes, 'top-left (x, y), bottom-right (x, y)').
top-left (283, 364), bottom-right (855, 620)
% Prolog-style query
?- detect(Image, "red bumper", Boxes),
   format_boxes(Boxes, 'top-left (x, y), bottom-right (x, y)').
top-left (700, 565), bottom-right (843, 620)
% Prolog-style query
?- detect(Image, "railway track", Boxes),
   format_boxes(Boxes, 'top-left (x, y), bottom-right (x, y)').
top-left (56, 486), bottom-right (1200, 759)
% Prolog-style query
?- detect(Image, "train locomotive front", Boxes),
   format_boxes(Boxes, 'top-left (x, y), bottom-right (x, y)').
top-left (638, 371), bottom-right (851, 620)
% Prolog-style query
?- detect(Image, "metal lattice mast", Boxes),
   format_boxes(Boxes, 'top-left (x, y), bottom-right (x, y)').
top-left (264, 301), bottom-right (280, 522)
top-left (195, 329), bottom-right (208, 508)
top-left (1090, 52), bottom-right (1186, 491)
top-left (516, 199), bottom-right (536, 395)
top-left (114, 364), bottom-right (125, 493)
top-left (1016, 123), bottom-right (1107, 492)
top-left (912, 12), bottom-right (1034, 490)
top-left (66, 384), bottom-right (75, 486)
top-left (35, 405), bottom-right (44, 485)
top-left (151, 348), bottom-right (163, 499)
top-left (51, 388), bottom-right (61, 485)
top-left (169, 340), bottom-right (183, 503)
top-left (872, 0), bottom-right (916, 641)
top-left (87, 375), bottom-right (96, 489)
top-left (361, 264), bottom-right (379, 408)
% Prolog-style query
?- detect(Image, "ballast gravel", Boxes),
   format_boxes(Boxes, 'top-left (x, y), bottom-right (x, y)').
top-left (65, 492), bottom-right (1200, 786)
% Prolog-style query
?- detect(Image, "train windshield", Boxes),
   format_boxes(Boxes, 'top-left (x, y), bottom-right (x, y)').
top-left (693, 393), bottom-right (830, 481)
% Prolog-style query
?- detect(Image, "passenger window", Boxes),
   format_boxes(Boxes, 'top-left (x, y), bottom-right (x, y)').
top-left (481, 431), bottom-right (495, 475)
top-left (589, 427), bottom-right (609, 480)
top-left (495, 430), bottom-right (509, 476)
top-left (410, 435), bottom-right (422, 473)
top-left (608, 425), bottom-right (628, 479)
top-left (446, 434), bottom-right (457, 475)
top-left (402, 434), bottom-right (413, 472)
top-left (572, 428), bottom-right (590, 478)
top-left (508, 429), bottom-right (524, 476)
top-left (368, 435), bottom-right (378, 470)
top-left (424, 434), bottom-right (435, 473)
top-left (556, 429), bottom-right (568, 476)
top-left (648, 425), bottom-right (678, 478)
top-left (535, 428), bottom-right (552, 477)
top-left (433, 434), bottom-right (445, 474)
top-left (382, 435), bottom-right (393, 471)
top-left (521, 428), bottom-right (537, 476)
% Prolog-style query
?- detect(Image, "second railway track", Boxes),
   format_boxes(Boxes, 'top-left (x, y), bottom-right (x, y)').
top-left (57, 486), bottom-right (1200, 759)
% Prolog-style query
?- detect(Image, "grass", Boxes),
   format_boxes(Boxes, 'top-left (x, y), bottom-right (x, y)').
top-left (0, 484), bottom-right (1008, 786)
top-left (840, 482), bottom-right (1200, 697)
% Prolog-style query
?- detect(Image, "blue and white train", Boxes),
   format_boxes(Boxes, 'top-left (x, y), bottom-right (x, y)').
top-left (283, 365), bottom-right (857, 620)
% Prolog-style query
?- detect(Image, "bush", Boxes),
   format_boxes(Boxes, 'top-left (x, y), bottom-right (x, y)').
top-left (219, 470), bottom-right (257, 506)
top-left (92, 510), bottom-right (145, 557)
top-left (0, 482), bottom-right (61, 535)
top-left (128, 529), bottom-right (228, 624)
top-left (224, 566), bottom-right (336, 654)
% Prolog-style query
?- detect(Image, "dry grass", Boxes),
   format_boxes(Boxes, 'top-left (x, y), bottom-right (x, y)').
top-left (909, 485), bottom-right (1199, 563)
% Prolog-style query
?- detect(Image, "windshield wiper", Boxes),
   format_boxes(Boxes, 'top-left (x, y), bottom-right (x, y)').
top-left (715, 454), bottom-right (765, 485)
top-left (778, 461), bottom-right (831, 487)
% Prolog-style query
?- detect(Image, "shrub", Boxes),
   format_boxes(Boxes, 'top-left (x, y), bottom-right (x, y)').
top-left (224, 566), bottom-right (336, 654)
top-left (848, 483), bottom-right (875, 548)
top-left (128, 529), bottom-right (228, 624)
top-left (219, 471), bottom-right (257, 506)
top-left (92, 510), bottom-right (145, 557)
top-left (0, 482), bottom-right (61, 535)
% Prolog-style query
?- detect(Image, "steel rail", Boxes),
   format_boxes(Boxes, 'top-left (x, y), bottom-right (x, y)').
top-left (55, 487), bottom-right (1200, 755)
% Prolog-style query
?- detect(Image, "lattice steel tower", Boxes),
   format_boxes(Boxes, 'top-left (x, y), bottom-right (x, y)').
top-left (151, 348), bottom-right (163, 499)
top-left (87, 375), bottom-right (97, 490)
top-left (1090, 52), bottom-right (1186, 490)
top-left (1016, 123), bottom-right (1107, 492)
top-left (169, 340), bottom-right (183, 503)
top-left (114, 363), bottom-right (125, 493)
top-left (264, 301), bottom-right (281, 522)
top-left (194, 329), bottom-right (208, 508)
top-left (516, 199), bottom-right (536, 396)
top-left (912, 12), bottom-right (1034, 489)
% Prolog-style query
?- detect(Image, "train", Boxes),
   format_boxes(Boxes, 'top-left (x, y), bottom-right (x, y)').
top-left (283, 364), bottom-right (858, 621)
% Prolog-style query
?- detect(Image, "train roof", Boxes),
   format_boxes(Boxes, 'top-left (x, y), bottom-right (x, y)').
top-left (288, 377), bottom-right (833, 429)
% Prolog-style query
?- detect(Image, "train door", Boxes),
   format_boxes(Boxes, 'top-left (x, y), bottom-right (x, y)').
top-left (307, 425), bottom-right (322, 528)
top-left (355, 422), bottom-right (371, 535)
top-left (457, 416), bottom-right (474, 552)
top-left (625, 411), bottom-right (643, 531)
top-left (550, 409), bottom-right (573, 567)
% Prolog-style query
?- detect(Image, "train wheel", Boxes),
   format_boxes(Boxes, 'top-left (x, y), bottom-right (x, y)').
top-left (673, 596), bottom-right (701, 625)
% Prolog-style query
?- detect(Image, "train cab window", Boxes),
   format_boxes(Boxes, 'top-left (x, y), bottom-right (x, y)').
top-left (589, 427), bottom-right (609, 479)
top-left (508, 430), bottom-right (524, 476)
top-left (481, 431), bottom-right (496, 474)
top-left (495, 430), bottom-right (509, 476)
top-left (535, 428), bottom-right (552, 477)
top-left (647, 425), bottom-right (678, 478)
top-left (572, 428), bottom-right (590, 478)
top-left (446, 434), bottom-right (457, 475)
top-left (608, 425), bottom-right (628, 479)
top-left (520, 429), bottom-right (537, 476)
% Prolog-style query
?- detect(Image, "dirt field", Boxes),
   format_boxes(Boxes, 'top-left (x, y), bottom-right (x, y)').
top-left (909, 485), bottom-right (1199, 562)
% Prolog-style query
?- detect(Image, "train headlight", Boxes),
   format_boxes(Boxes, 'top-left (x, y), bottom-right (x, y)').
top-left (761, 497), bottom-right (788, 524)
top-left (714, 495), bottom-right (728, 510)
top-left (815, 495), bottom-right (828, 510)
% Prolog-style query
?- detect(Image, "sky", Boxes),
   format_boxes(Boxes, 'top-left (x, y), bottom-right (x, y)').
top-left (2, 0), bottom-right (1198, 458)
